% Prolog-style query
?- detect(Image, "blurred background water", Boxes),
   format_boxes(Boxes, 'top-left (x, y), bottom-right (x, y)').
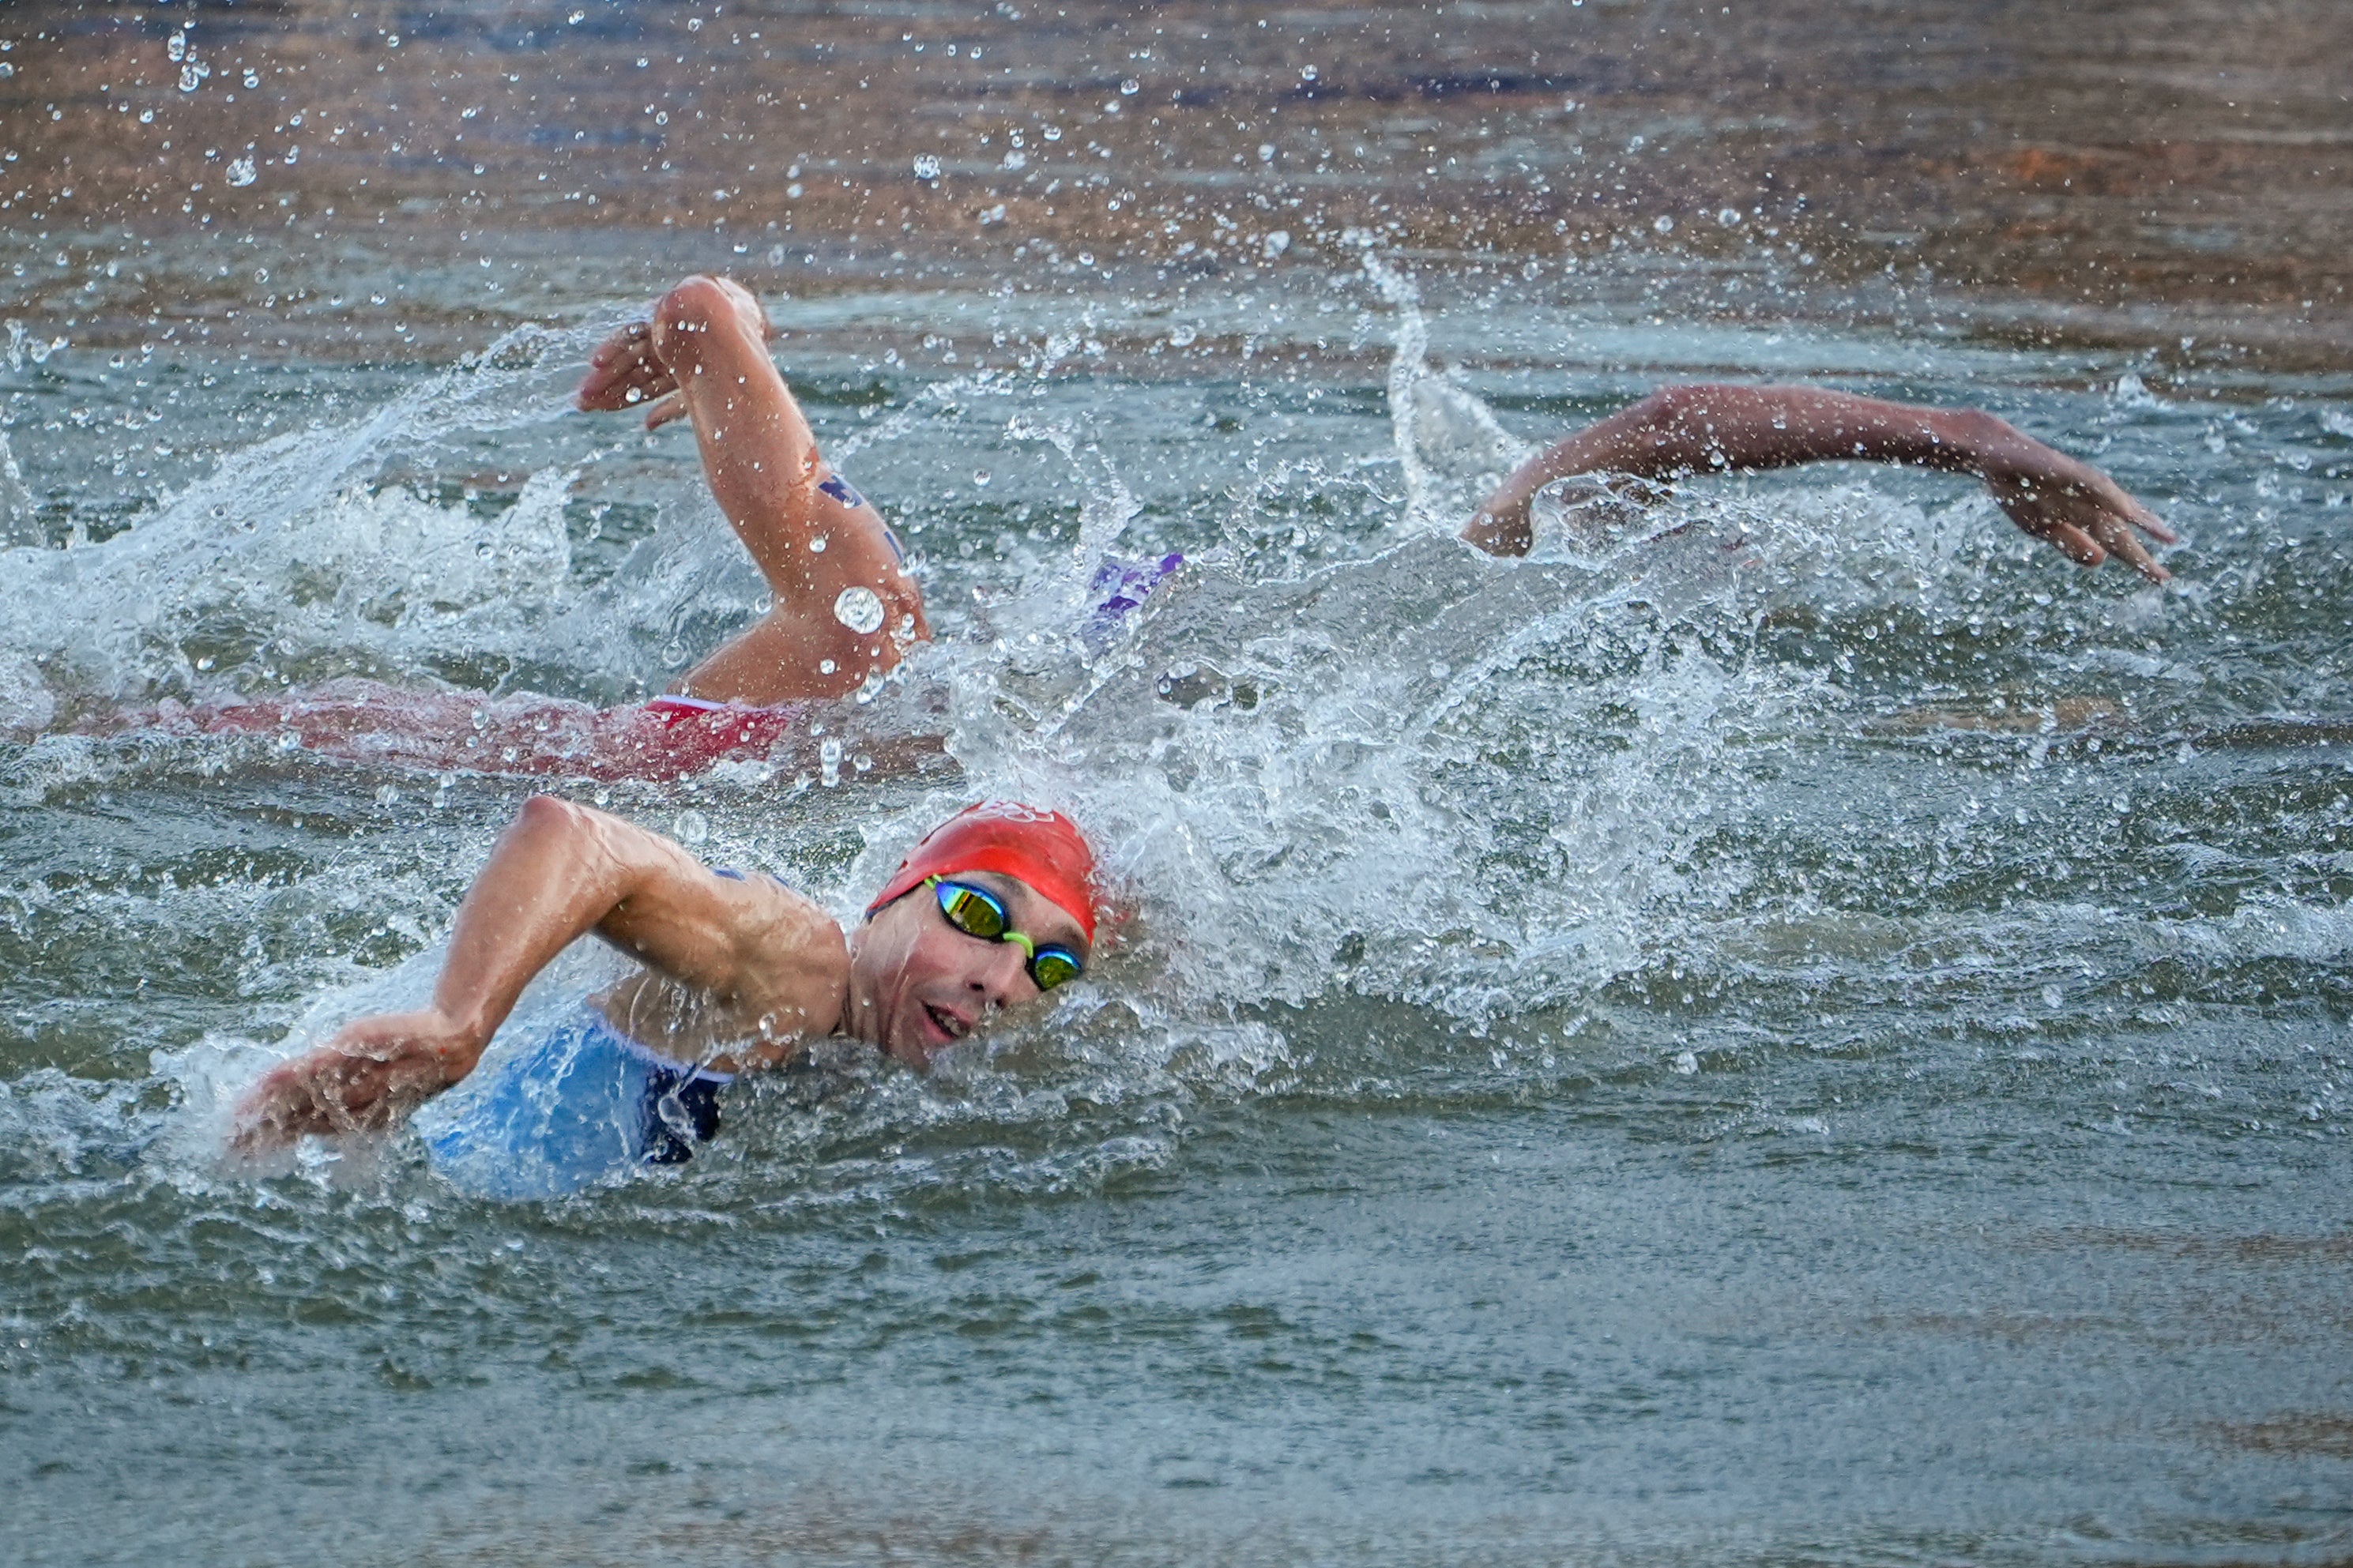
top-left (3, 3), bottom-right (2351, 1564)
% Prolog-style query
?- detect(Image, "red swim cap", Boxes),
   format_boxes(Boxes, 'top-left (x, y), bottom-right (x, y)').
top-left (864, 801), bottom-right (1098, 943)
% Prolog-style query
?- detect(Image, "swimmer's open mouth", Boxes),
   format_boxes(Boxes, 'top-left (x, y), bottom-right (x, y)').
top-left (925, 1002), bottom-right (970, 1040)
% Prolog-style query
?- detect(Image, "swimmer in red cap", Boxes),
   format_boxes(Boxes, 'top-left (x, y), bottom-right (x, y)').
top-left (231, 795), bottom-right (1100, 1179)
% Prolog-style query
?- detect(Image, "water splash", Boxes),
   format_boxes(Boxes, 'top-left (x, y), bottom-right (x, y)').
top-left (11, 266), bottom-right (2321, 1207)
top-left (1359, 249), bottom-right (1536, 535)
top-left (0, 322), bottom-right (748, 713)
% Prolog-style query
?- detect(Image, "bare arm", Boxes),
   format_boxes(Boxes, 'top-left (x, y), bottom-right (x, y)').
top-left (231, 797), bottom-right (847, 1149)
top-left (576, 275), bottom-right (931, 703)
top-left (1463, 383), bottom-right (2176, 581)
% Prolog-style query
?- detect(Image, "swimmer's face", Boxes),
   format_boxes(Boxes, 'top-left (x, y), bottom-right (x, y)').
top-left (848, 869), bottom-right (1090, 1069)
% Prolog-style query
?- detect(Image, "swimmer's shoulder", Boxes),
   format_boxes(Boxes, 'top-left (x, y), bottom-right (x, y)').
top-left (708, 864), bottom-right (853, 1027)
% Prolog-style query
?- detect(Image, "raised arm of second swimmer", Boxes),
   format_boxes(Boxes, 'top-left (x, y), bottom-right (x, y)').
top-left (1463, 383), bottom-right (2176, 580)
top-left (231, 799), bottom-right (846, 1149)
top-left (575, 275), bottom-right (929, 705)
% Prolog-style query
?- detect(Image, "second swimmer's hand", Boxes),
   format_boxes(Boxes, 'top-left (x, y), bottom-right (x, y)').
top-left (575, 321), bottom-right (685, 429)
top-left (1963, 416), bottom-right (2178, 582)
top-left (574, 277), bottom-right (774, 431)
top-left (228, 1010), bottom-right (479, 1155)
top-left (1463, 487), bottom-right (1536, 557)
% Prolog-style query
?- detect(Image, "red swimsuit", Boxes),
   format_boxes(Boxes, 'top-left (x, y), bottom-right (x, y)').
top-left (96, 682), bottom-right (811, 781)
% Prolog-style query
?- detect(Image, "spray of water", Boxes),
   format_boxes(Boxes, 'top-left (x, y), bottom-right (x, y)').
top-left (10, 261), bottom-right (2228, 1198)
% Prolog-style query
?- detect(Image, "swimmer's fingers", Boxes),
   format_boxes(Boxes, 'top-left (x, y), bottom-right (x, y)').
top-left (229, 1054), bottom-right (368, 1152)
top-left (2080, 468), bottom-right (2178, 579)
top-left (575, 321), bottom-right (680, 415)
top-left (228, 1023), bottom-right (465, 1153)
top-left (232, 1053), bottom-right (387, 1149)
top-left (642, 389), bottom-right (689, 431)
top-left (2051, 476), bottom-right (2172, 582)
top-left (2039, 517), bottom-right (2108, 568)
top-left (2098, 475), bottom-right (2178, 546)
top-left (1462, 491), bottom-right (1535, 556)
top-left (2089, 511), bottom-right (2170, 583)
top-left (1989, 469), bottom-right (2173, 582)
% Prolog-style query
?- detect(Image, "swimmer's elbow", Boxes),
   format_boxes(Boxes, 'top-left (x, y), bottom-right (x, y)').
top-left (513, 795), bottom-right (673, 904)
top-left (652, 276), bottom-right (735, 343)
top-left (512, 794), bottom-right (616, 870)
top-left (1635, 383), bottom-right (1745, 427)
top-left (1632, 385), bottom-right (1692, 423)
top-left (515, 792), bottom-right (590, 838)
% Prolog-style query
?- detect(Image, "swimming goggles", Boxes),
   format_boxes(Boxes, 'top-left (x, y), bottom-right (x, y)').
top-left (928, 875), bottom-right (1086, 991)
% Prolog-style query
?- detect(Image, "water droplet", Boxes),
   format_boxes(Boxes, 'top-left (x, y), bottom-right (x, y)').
top-left (178, 63), bottom-right (202, 92)
top-left (972, 468), bottom-right (992, 487)
top-left (1653, 214), bottom-right (1674, 235)
top-left (168, 30), bottom-right (186, 62)
top-left (1120, 77), bottom-right (1139, 95)
top-left (833, 585), bottom-right (885, 634)
top-left (226, 157), bottom-right (256, 187)
top-left (1301, 64), bottom-right (1318, 81)
top-left (912, 153), bottom-right (942, 179)
top-left (808, 534), bottom-right (826, 553)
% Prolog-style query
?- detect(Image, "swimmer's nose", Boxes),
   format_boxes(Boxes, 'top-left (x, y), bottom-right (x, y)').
top-left (967, 940), bottom-right (1033, 1008)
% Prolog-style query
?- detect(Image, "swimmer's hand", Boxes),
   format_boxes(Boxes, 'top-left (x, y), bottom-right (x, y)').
top-left (229, 1010), bottom-right (480, 1154)
top-left (574, 276), bottom-right (773, 432)
top-left (1463, 491), bottom-right (1538, 557)
top-left (1963, 419), bottom-right (2177, 583)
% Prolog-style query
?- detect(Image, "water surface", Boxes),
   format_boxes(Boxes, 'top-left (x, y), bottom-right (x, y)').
top-left (5, 4), bottom-right (2353, 1563)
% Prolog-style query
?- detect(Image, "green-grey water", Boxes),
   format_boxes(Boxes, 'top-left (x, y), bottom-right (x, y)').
top-left (4, 231), bottom-right (2353, 1566)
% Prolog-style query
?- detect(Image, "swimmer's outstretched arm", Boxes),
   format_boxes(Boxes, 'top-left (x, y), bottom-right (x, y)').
top-left (1463, 383), bottom-right (2176, 581)
top-left (576, 275), bottom-right (931, 704)
top-left (230, 796), bottom-right (846, 1152)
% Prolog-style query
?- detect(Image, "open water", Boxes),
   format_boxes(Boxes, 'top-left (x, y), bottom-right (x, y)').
top-left (5, 152), bottom-right (2353, 1568)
